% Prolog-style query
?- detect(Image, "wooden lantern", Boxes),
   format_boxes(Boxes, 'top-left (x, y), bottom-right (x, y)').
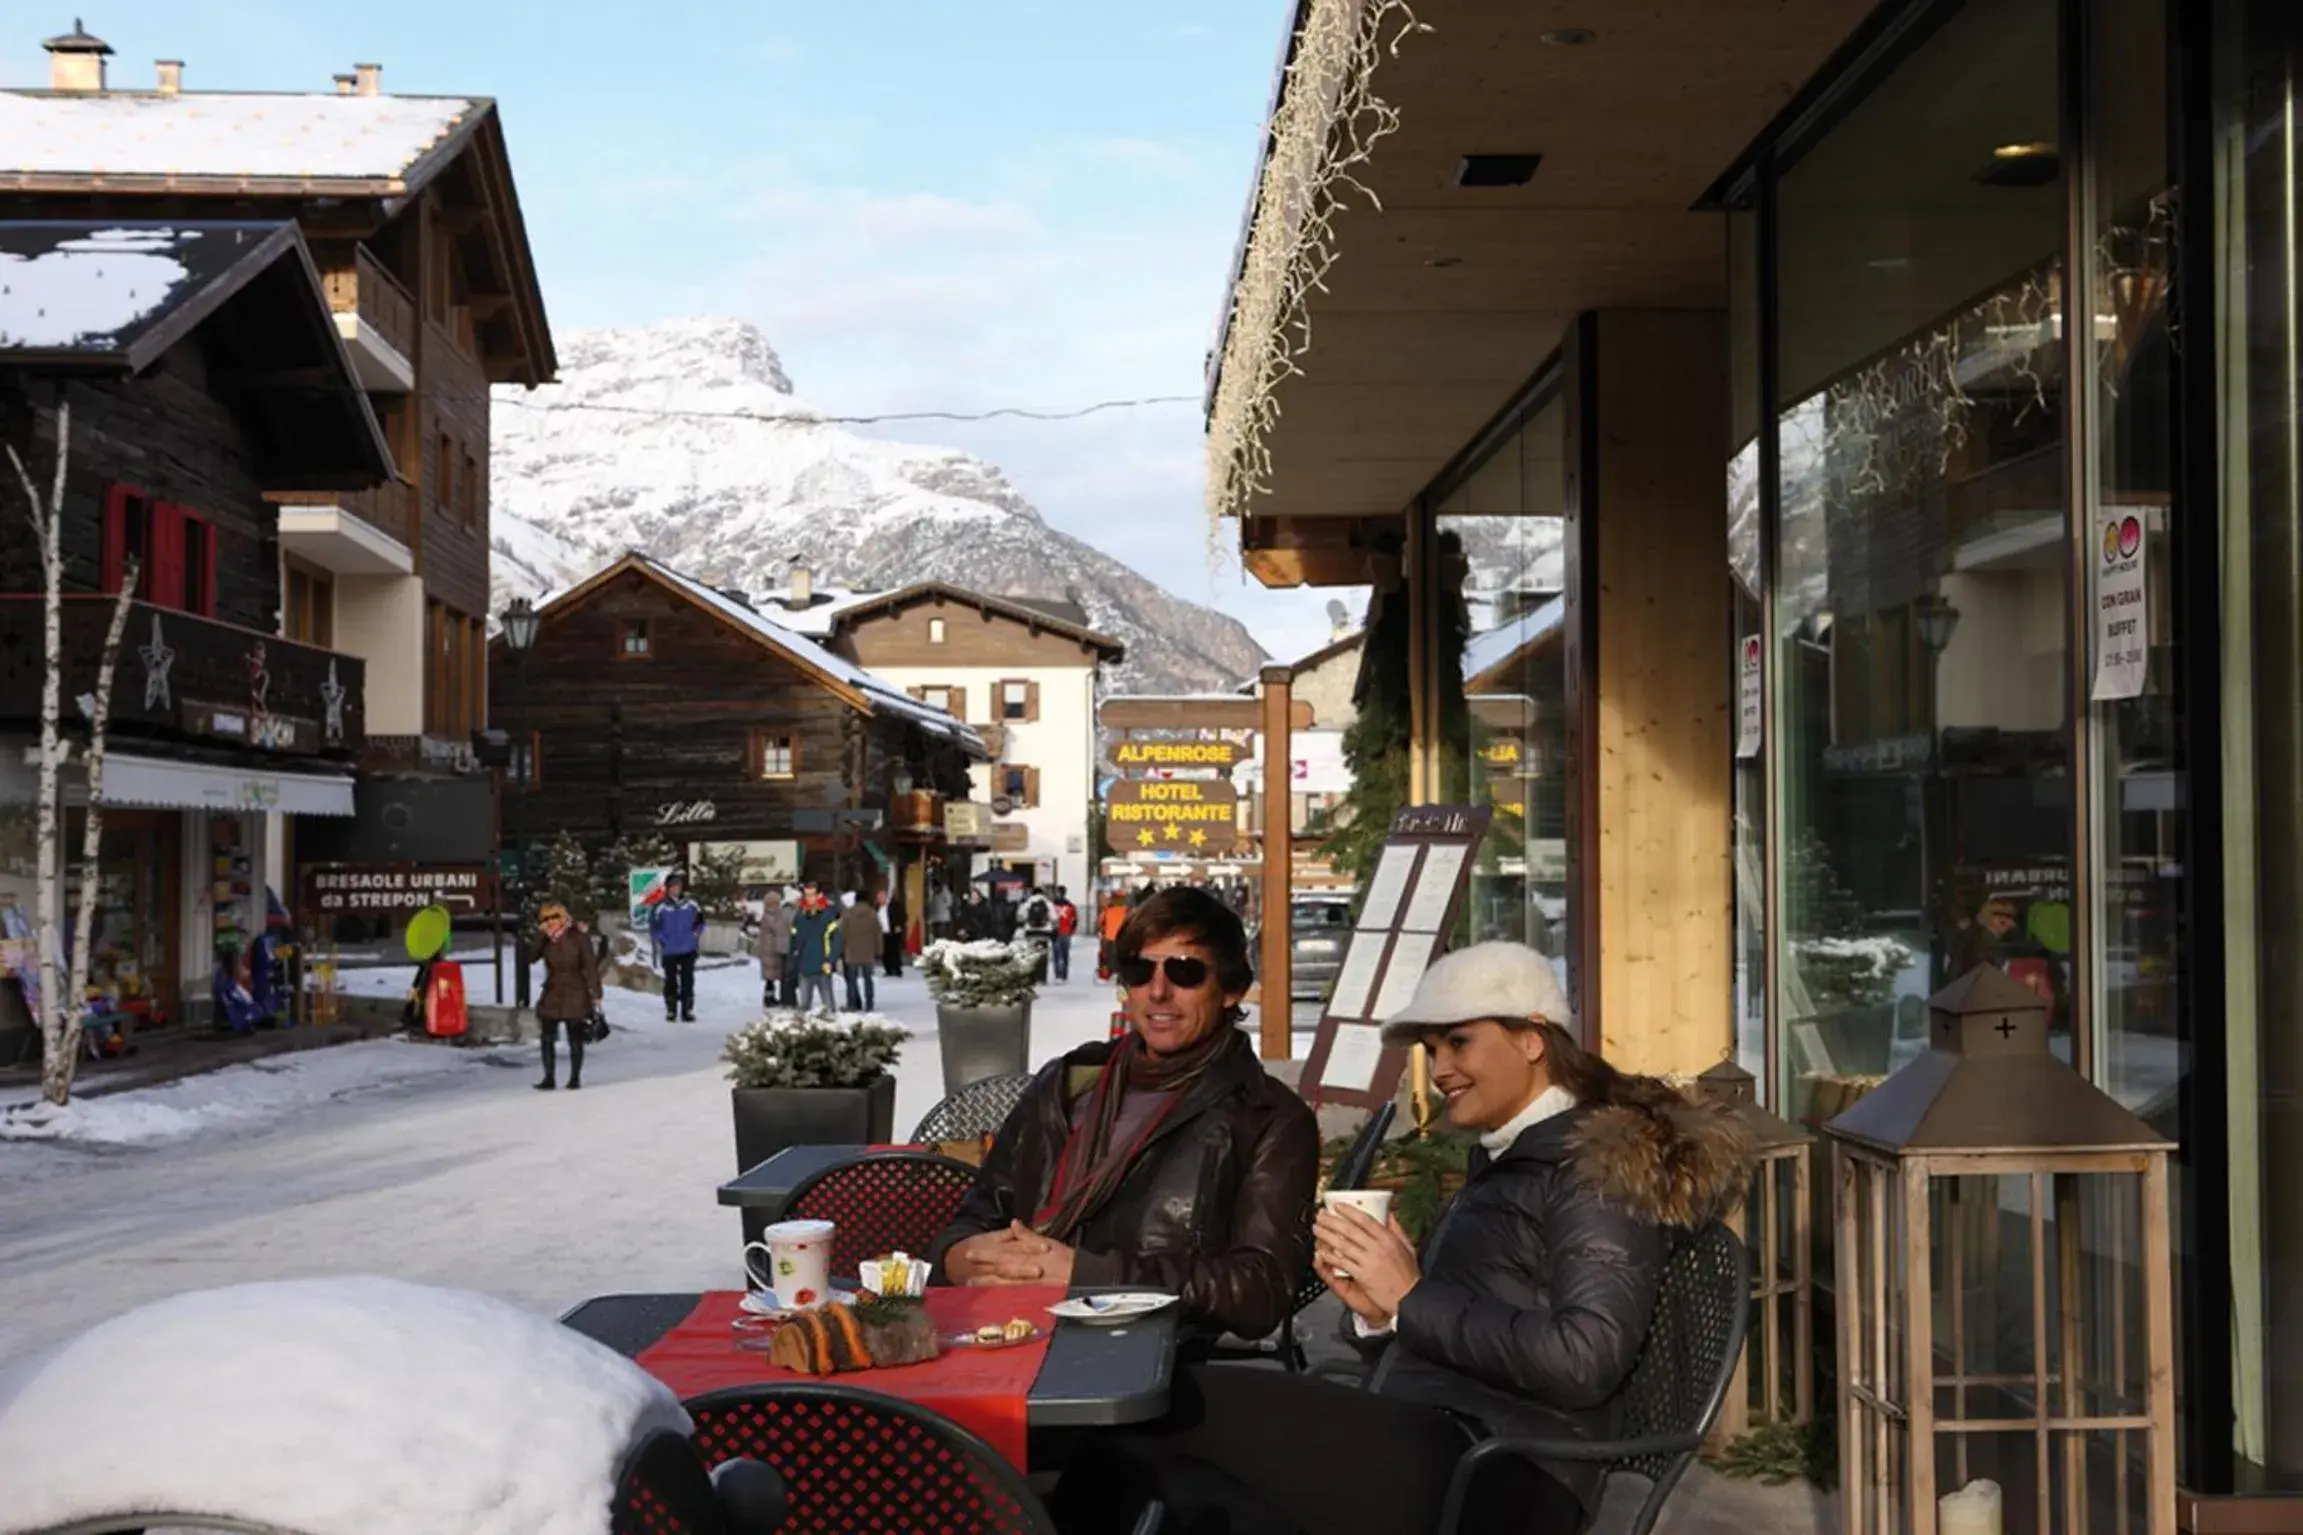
top-left (1698, 1058), bottom-right (1816, 1441)
top-left (1823, 966), bottom-right (2175, 1535)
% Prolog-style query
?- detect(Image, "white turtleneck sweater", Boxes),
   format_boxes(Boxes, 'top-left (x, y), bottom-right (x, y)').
top-left (1347, 1082), bottom-right (1579, 1337)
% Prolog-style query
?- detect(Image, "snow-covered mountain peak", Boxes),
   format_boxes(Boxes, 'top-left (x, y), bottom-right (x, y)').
top-left (491, 319), bottom-right (1262, 692)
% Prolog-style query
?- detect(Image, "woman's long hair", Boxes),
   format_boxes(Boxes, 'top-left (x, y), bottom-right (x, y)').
top-left (1534, 1019), bottom-right (1687, 1117)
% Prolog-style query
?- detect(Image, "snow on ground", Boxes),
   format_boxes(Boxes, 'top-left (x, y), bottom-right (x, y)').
top-left (0, 944), bottom-right (1116, 1371)
top-left (0, 1277), bottom-right (684, 1535)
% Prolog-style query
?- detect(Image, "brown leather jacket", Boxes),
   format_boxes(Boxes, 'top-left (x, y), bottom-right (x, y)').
top-left (927, 1031), bottom-right (1319, 1340)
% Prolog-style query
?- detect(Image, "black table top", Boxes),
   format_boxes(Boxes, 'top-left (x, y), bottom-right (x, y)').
top-left (562, 1287), bottom-right (1179, 1429)
top-left (717, 1143), bottom-right (870, 1209)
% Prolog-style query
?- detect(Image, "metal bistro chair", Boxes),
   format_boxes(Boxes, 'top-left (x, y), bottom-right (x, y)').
top-left (1433, 1220), bottom-right (1751, 1535)
top-left (1209, 1099), bottom-right (1398, 1372)
top-left (683, 1383), bottom-right (1056, 1535)
top-left (779, 1151), bottom-right (979, 1278)
top-left (611, 1423), bottom-right (793, 1535)
top-left (911, 1072), bottom-right (1035, 1144)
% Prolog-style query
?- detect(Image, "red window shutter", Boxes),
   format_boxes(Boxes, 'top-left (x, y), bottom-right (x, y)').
top-left (149, 503), bottom-right (187, 611)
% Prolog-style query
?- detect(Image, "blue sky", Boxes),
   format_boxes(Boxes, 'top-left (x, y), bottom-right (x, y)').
top-left (9, 2), bottom-right (1350, 664)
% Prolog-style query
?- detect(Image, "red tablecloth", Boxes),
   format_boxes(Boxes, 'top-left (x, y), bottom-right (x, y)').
top-left (634, 1287), bottom-right (1066, 1469)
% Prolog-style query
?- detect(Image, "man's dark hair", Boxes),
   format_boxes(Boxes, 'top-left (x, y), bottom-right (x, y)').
top-left (1116, 885), bottom-right (1254, 1001)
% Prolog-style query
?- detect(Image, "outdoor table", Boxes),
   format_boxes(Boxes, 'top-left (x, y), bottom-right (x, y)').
top-left (560, 1287), bottom-right (1180, 1428)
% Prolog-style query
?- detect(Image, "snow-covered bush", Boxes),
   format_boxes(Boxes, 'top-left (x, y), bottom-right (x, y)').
top-left (920, 938), bottom-right (1041, 1010)
top-left (722, 1008), bottom-right (904, 1091)
top-left (1794, 934), bottom-right (1913, 1011)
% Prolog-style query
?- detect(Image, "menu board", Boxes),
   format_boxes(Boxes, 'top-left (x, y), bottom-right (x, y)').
top-left (1299, 804), bottom-right (1493, 1108)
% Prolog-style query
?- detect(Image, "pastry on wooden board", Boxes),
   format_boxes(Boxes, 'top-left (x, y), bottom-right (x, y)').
top-left (768, 1296), bottom-right (940, 1374)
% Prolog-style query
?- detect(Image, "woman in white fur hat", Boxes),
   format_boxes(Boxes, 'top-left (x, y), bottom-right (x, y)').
top-left (1050, 941), bottom-right (1752, 1535)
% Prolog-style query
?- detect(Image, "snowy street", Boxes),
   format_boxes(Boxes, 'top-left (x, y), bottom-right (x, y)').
top-left (0, 950), bottom-right (1121, 1371)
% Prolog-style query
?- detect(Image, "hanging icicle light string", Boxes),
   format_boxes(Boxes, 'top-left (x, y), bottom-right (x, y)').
top-left (1204, 0), bottom-right (1426, 540)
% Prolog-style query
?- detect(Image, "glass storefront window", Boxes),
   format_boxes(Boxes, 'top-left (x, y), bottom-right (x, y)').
top-left (1772, 0), bottom-right (2072, 1129)
top-left (2215, 0), bottom-right (2303, 1487)
top-left (1730, 207), bottom-right (1767, 1088)
top-left (1436, 389), bottom-right (1569, 984)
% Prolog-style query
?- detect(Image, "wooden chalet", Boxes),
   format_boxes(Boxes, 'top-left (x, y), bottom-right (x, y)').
top-left (0, 218), bottom-right (394, 1038)
top-left (490, 554), bottom-right (986, 896)
top-left (2, 25), bottom-right (558, 872)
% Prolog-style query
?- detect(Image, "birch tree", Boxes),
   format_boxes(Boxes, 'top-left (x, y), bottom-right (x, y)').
top-left (7, 399), bottom-right (142, 1107)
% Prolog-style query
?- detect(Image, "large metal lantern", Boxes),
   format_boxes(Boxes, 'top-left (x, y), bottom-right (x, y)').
top-left (1698, 1058), bottom-right (1816, 1440)
top-left (1823, 966), bottom-right (2175, 1535)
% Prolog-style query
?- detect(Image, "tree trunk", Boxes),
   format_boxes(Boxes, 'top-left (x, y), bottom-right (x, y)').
top-left (52, 569), bottom-right (140, 1099)
top-left (6, 402), bottom-right (71, 1108)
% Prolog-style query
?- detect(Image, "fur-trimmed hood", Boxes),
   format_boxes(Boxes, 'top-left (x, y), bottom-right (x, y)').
top-left (1488, 1086), bottom-right (1754, 1228)
top-left (1565, 1089), bottom-right (1754, 1227)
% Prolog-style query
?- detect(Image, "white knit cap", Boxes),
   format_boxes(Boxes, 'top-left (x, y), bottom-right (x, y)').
top-left (1378, 940), bottom-right (1573, 1044)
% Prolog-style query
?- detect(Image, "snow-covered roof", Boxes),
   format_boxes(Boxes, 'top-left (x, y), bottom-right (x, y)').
top-left (0, 90), bottom-right (478, 187)
top-left (753, 586), bottom-right (877, 637)
top-left (0, 1276), bottom-right (689, 1535)
top-left (584, 554), bottom-right (985, 752)
top-left (1464, 596), bottom-right (1565, 687)
top-left (0, 220), bottom-right (282, 361)
top-left (823, 581), bottom-right (1125, 659)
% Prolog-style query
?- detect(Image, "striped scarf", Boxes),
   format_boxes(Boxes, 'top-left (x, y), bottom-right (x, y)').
top-left (1033, 1027), bottom-right (1241, 1242)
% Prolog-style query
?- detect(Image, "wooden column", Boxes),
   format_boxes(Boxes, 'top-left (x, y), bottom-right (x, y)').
top-left (1561, 309), bottom-right (1733, 1077)
top-left (1257, 664), bottom-right (1294, 1060)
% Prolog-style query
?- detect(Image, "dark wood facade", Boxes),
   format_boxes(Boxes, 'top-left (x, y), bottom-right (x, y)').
top-left (490, 561), bottom-right (980, 889)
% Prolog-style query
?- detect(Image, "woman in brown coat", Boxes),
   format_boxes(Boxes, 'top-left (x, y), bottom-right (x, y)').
top-left (526, 901), bottom-right (602, 1092)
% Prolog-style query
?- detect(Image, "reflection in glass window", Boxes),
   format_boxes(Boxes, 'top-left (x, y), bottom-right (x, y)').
top-left (1773, 0), bottom-right (2070, 1130)
top-left (1436, 390), bottom-right (1569, 985)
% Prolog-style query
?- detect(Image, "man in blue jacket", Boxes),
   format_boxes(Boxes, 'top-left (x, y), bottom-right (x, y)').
top-left (787, 881), bottom-right (842, 1014)
top-left (649, 873), bottom-right (706, 1022)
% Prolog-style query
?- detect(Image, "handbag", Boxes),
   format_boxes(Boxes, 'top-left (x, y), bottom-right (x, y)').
top-left (581, 1011), bottom-right (610, 1044)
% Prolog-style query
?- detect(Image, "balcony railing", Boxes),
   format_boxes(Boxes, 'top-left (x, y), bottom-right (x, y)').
top-left (272, 481), bottom-right (417, 550)
top-left (320, 245), bottom-right (418, 364)
top-left (0, 596), bottom-right (365, 757)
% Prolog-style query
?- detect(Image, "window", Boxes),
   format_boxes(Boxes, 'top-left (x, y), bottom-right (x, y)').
top-left (285, 562), bottom-right (334, 648)
top-left (912, 684), bottom-right (967, 720)
top-left (997, 679), bottom-right (1038, 722)
top-left (928, 616), bottom-right (947, 644)
top-left (424, 603), bottom-right (483, 737)
top-left (435, 430), bottom-right (454, 512)
top-left (998, 764), bottom-right (1040, 809)
top-left (513, 732), bottom-right (540, 789)
top-left (462, 448), bottom-right (480, 528)
top-left (750, 732), bottom-right (798, 781)
top-left (101, 489), bottom-right (215, 615)
top-left (617, 618), bottom-right (652, 658)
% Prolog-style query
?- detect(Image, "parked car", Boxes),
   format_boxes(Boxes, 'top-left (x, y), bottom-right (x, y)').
top-left (1279, 894), bottom-right (1355, 999)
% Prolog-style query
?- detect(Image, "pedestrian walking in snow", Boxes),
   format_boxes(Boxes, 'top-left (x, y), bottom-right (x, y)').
top-left (755, 889), bottom-right (793, 1009)
top-left (1020, 886), bottom-right (1059, 984)
top-left (1052, 886), bottom-right (1079, 983)
top-left (789, 882), bottom-right (841, 1014)
top-left (526, 902), bottom-right (601, 1092)
top-left (649, 874), bottom-right (705, 1023)
top-left (881, 888), bottom-right (905, 978)
top-left (840, 891), bottom-right (882, 1012)
top-left (929, 878), bottom-right (954, 941)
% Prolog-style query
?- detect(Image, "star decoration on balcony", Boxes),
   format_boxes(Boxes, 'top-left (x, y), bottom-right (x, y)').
top-left (138, 614), bottom-right (173, 710)
top-left (321, 660), bottom-right (346, 744)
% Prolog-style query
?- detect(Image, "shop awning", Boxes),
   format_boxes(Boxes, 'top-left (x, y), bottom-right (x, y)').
top-left (93, 753), bottom-right (356, 817)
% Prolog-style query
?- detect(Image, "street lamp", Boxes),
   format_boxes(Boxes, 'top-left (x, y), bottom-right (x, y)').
top-left (502, 597), bottom-right (540, 1011)
top-left (1913, 591), bottom-right (1962, 656)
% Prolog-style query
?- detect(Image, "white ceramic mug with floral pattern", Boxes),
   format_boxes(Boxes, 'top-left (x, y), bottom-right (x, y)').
top-left (744, 1219), bottom-right (835, 1309)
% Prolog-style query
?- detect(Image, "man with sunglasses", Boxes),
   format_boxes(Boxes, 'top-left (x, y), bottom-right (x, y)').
top-left (926, 887), bottom-right (1318, 1344)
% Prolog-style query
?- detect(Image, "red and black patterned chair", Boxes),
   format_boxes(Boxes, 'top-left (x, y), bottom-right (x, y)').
top-left (779, 1151), bottom-right (979, 1278)
top-left (683, 1383), bottom-right (1055, 1535)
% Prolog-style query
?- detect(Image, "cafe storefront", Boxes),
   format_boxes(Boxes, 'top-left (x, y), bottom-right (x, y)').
top-left (1212, 0), bottom-right (2303, 1512)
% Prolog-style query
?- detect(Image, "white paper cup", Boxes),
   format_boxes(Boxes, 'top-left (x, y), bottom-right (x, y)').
top-left (1322, 1188), bottom-right (1395, 1225)
top-left (745, 1218), bottom-right (836, 1308)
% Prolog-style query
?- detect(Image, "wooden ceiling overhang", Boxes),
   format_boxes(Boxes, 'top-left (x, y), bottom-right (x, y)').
top-left (1216, 0), bottom-right (1874, 583)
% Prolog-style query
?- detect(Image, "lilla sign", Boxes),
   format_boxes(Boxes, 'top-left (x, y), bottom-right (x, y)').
top-left (655, 800), bottom-right (719, 827)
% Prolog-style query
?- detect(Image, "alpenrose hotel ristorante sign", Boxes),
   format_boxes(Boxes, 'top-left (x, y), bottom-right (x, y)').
top-left (1112, 739), bottom-right (1245, 772)
top-left (1105, 778), bottom-right (1240, 853)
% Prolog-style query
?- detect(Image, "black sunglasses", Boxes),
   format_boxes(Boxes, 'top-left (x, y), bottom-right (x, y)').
top-left (1116, 955), bottom-right (1213, 991)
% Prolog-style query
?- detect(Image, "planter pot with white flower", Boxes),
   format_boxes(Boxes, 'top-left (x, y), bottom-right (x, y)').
top-left (722, 1010), bottom-right (905, 1246)
top-left (922, 938), bottom-right (1041, 1094)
